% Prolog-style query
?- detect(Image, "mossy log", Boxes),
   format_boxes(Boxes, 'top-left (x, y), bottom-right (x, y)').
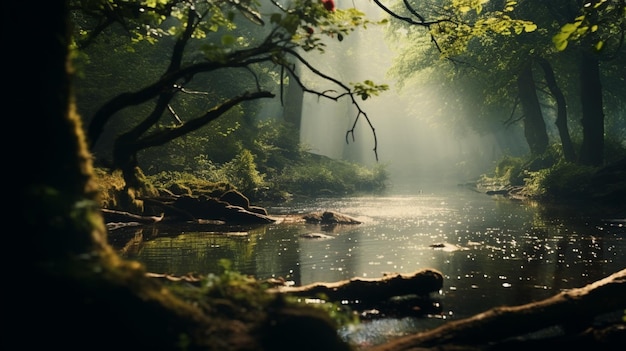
top-left (101, 208), bottom-right (164, 224)
top-left (368, 268), bottom-right (626, 351)
top-left (267, 269), bottom-right (443, 305)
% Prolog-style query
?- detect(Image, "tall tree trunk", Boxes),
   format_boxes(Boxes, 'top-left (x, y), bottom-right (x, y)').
top-left (517, 61), bottom-right (549, 156)
top-left (17, 0), bottom-right (108, 261)
top-left (534, 57), bottom-right (576, 162)
top-left (578, 51), bottom-right (605, 166)
top-left (283, 70), bottom-right (304, 130)
top-left (13, 2), bottom-right (214, 349)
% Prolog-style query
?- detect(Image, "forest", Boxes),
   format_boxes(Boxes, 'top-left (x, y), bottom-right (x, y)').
top-left (13, 0), bottom-right (625, 350)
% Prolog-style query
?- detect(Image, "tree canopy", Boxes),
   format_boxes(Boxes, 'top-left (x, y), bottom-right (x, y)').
top-left (374, 0), bottom-right (625, 167)
top-left (71, 0), bottom-right (389, 195)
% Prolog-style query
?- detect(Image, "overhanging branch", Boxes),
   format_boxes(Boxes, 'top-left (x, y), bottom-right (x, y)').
top-left (282, 48), bottom-right (379, 160)
top-left (135, 91), bottom-right (275, 150)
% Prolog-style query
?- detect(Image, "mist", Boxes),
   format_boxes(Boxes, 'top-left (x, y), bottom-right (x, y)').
top-left (295, 0), bottom-right (528, 188)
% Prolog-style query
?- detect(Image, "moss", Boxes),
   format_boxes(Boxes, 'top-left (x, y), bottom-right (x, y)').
top-left (93, 168), bottom-right (126, 208)
top-left (524, 161), bottom-right (597, 201)
top-left (495, 156), bottom-right (526, 186)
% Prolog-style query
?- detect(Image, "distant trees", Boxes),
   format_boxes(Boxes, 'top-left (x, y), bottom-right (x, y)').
top-left (72, 0), bottom-right (388, 202)
top-left (374, 0), bottom-right (625, 167)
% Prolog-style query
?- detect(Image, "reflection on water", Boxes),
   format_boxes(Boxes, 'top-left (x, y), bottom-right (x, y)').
top-left (112, 185), bottom-right (625, 347)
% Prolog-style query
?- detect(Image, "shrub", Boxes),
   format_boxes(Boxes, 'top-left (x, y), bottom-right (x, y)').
top-left (495, 155), bottom-right (525, 185)
top-left (222, 149), bottom-right (265, 194)
top-left (524, 161), bottom-right (597, 200)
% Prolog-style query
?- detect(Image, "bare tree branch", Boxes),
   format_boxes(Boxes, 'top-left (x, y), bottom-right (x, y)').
top-left (281, 47), bottom-right (379, 160)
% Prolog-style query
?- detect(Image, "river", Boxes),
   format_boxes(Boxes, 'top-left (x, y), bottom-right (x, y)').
top-left (111, 184), bottom-right (625, 347)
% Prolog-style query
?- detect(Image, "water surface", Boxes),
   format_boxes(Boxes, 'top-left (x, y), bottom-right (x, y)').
top-left (111, 185), bottom-right (625, 347)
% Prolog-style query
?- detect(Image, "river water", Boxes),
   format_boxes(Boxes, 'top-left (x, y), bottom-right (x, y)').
top-left (111, 184), bottom-right (625, 347)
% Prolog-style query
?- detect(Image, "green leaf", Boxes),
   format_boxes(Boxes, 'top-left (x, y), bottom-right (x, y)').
top-left (595, 41), bottom-right (604, 51)
top-left (553, 37), bottom-right (568, 51)
top-left (524, 23), bottom-right (537, 32)
top-left (560, 23), bottom-right (578, 34)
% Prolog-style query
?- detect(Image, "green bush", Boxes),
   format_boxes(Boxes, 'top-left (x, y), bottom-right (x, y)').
top-left (275, 157), bottom-right (388, 196)
top-left (223, 149), bottom-right (265, 194)
top-left (524, 161), bottom-right (597, 200)
top-left (494, 155), bottom-right (525, 185)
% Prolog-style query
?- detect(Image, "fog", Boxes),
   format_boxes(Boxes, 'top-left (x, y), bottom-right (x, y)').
top-left (294, 0), bottom-right (528, 187)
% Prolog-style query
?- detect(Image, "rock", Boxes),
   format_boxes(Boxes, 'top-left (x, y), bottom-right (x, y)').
top-left (222, 205), bottom-right (275, 224)
top-left (299, 233), bottom-right (335, 239)
top-left (219, 189), bottom-right (250, 209)
top-left (302, 211), bottom-right (361, 224)
top-left (429, 242), bottom-right (469, 252)
top-left (171, 195), bottom-right (274, 224)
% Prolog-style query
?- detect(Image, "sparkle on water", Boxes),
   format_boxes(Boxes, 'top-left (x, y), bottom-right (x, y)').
top-left (114, 186), bottom-right (625, 348)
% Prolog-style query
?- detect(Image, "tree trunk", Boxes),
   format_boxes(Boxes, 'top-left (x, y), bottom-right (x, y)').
top-left (13, 2), bottom-right (214, 349)
top-left (578, 51), bottom-right (605, 166)
top-left (517, 61), bottom-right (549, 156)
top-left (282, 70), bottom-right (305, 129)
top-left (367, 269), bottom-right (626, 351)
top-left (535, 57), bottom-right (576, 162)
top-left (16, 0), bottom-right (107, 261)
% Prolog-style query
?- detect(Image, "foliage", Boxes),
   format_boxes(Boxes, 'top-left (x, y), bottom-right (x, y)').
top-left (250, 119), bottom-right (304, 174)
top-left (486, 142), bottom-right (562, 186)
top-left (72, 0), bottom-right (390, 191)
top-left (137, 117), bottom-right (389, 201)
top-left (478, 136), bottom-right (626, 207)
top-left (383, 0), bottom-right (624, 176)
top-left (553, 0), bottom-right (626, 53)
top-left (140, 114), bottom-right (388, 200)
top-left (147, 169), bottom-right (235, 197)
top-left (275, 155), bottom-right (388, 196)
top-left (494, 155), bottom-right (525, 186)
top-left (351, 80), bottom-right (390, 100)
top-left (433, 0), bottom-right (537, 58)
top-left (524, 161), bottom-right (597, 200)
top-left (382, 0), bottom-right (547, 142)
top-left (93, 168), bottom-right (126, 207)
top-left (222, 148), bottom-right (264, 193)
top-left (165, 258), bottom-right (359, 329)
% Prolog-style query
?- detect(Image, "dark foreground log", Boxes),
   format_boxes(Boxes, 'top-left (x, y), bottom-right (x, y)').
top-left (267, 269), bottom-right (443, 306)
top-left (367, 269), bottom-right (626, 351)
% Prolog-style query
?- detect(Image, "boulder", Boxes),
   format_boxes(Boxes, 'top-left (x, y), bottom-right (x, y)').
top-left (302, 211), bottom-right (361, 224)
top-left (219, 189), bottom-right (250, 209)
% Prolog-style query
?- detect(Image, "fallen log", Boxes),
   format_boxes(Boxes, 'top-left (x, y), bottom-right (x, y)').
top-left (367, 268), bottom-right (626, 351)
top-left (101, 208), bottom-right (164, 224)
top-left (267, 269), bottom-right (443, 307)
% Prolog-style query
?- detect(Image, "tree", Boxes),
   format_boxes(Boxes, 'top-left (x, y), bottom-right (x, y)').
top-left (14, 0), bottom-right (228, 348)
top-left (374, 0), bottom-right (552, 157)
top-left (14, 2), bottom-right (625, 350)
top-left (551, 0), bottom-right (626, 166)
top-left (374, 0), bottom-right (626, 167)
top-left (517, 59), bottom-right (550, 155)
top-left (11, 2), bottom-right (359, 348)
top-left (73, 0), bottom-right (388, 207)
